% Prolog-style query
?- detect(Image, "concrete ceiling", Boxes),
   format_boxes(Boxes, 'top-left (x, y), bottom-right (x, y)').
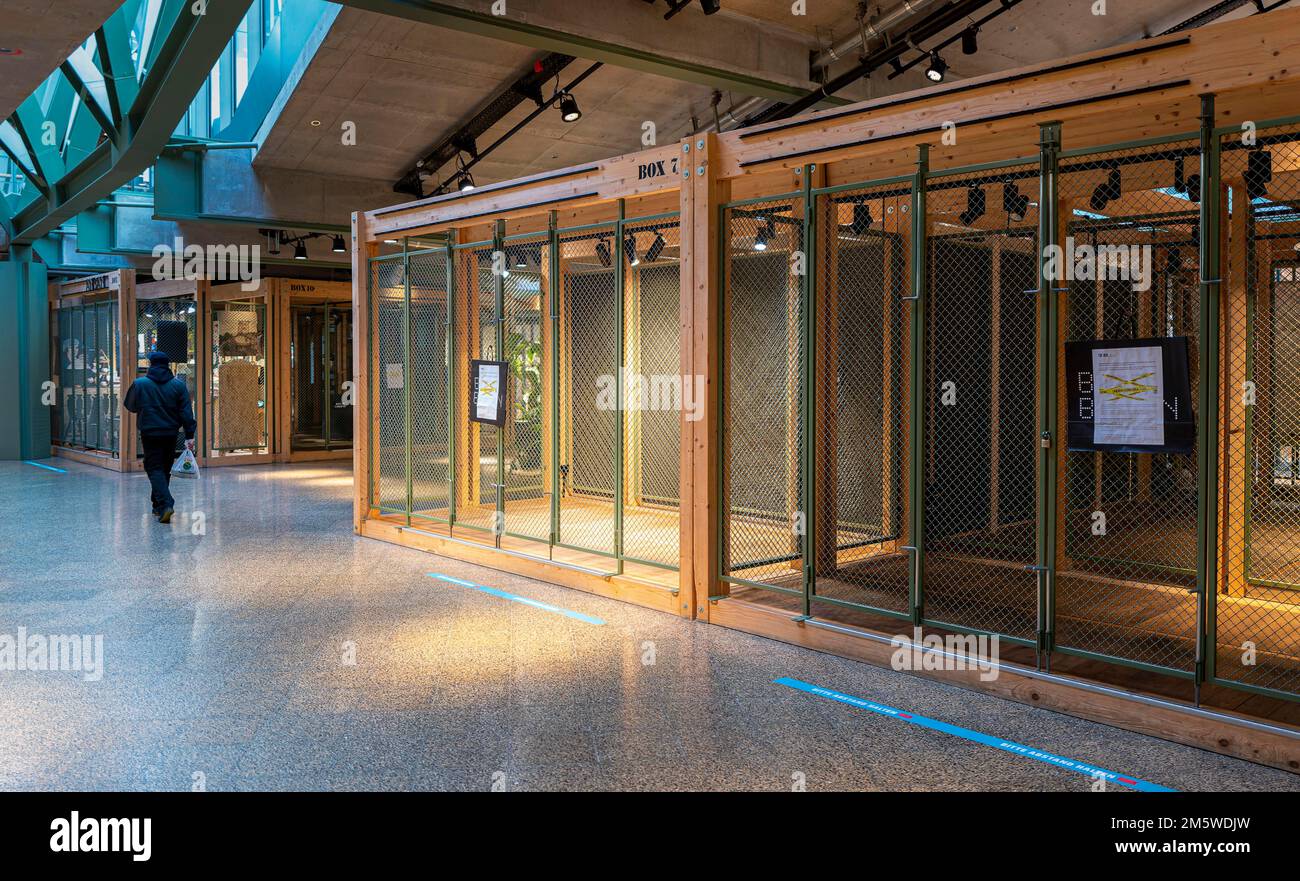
top-left (0, 0), bottom-right (122, 118)
top-left (254, 0), bottom-right (1295, 205)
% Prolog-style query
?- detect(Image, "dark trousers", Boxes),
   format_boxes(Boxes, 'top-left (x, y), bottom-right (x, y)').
top-left (141, 434), bottom-right (178, 514)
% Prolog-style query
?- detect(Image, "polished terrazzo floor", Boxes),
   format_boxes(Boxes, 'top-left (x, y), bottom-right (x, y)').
top-left (1, 459), bottom-right (1297, 792)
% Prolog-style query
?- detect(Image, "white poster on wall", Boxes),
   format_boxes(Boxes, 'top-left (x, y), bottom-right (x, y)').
top-left (475, 362), bottom-right (501, 422)
top-left (1091, 345), bottom-right (1164, 447)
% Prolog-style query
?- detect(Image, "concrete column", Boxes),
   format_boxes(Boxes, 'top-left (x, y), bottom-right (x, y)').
top-left (0, 246), bottom-right (51, 460)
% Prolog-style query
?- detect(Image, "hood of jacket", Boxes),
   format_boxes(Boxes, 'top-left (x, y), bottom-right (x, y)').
top-left (147, 364), bottom-right (175, 384)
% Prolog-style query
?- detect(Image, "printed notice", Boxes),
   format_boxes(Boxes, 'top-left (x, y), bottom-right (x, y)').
top-left (475, 362), bottom-right (501, 422)
top-left (1092, 345), bottom-right (1164, 447)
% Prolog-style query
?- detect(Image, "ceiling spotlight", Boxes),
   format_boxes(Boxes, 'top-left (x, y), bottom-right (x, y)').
top-left (293, 240), bottom-right (308, 260)
top-left (961, 27), bottom-right (979, 56)
top-left (646, 230), bottom-right (667, 262)
top-left (331, 234), bottom-right (346, 253)
top-left (595, 237), bottom-right (612, 267)
top-left (515, 250), bottom-right (528, 269)
top-left (960, 184), bottom-right (986, 225)
top-left (558, 92), bottom-right (582, 123)
top-left (753, 217), bottom-right (775, 251)
top-left (625, 233), bottom-right (640, 266)
top-left (1002, 181), bottom-right (1030, 223)
top-left (1090, 168), bottom-right (1122, 212)
top-left (1246, 149), bottom-right (1273, 200)
top-left (458, 171), bottom-right (475, 192)
top-left (924, 51), bottom-right (948, 83)
top-left (699, 0), bottom-right (722, 13)
top-left (267, 231), bottom-right (281, 256)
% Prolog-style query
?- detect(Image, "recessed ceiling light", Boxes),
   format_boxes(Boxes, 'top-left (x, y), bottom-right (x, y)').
top-left (310, 119), bottom-right (321, 127)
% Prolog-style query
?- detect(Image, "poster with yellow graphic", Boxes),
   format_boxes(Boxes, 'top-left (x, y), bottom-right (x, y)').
top-left (1065, 337), bottom-right (1193, 454)
top-left (1092, 346), bottom-right (1164, 447)
top-left (470, 359), bottom-right (508, 427)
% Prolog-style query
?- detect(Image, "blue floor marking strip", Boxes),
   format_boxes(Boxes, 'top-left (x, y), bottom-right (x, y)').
top-left (24, 461), bottom-right (67, 473)
top-left (776, 677), bottom-right (1175, 792)
top-left (428, 573), bottom-right (605, 625)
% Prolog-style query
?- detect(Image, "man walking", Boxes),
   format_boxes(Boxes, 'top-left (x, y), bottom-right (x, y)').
top-left (123, 351), bottom-right (197, 523)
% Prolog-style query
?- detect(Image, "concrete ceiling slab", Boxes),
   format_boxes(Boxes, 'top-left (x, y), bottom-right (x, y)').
top-left (254, 0), bottom-right (1298, 206)
top-left (0, 0), bottom-right (122, 118)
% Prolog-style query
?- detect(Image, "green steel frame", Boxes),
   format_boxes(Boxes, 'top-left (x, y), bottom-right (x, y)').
top-left (710, 110), bottom-right (1294, 702)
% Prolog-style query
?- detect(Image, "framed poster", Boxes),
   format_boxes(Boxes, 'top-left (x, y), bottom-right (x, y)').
top-left (470, 359), bottom-right (508, 427)
top-left (1065, 337), bottom-right (1194, 454)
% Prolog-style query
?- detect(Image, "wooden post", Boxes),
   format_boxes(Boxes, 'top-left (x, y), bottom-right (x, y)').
top-left (683, 134), bottom-right (721, 618)
top-left (1221, 179), bottom-right (1249, 597)
top-left (352, 211), bottom-right (374, 532)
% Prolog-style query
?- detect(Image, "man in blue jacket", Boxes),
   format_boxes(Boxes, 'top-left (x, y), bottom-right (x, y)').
top-left (123, 351), bottom-right (197, 523)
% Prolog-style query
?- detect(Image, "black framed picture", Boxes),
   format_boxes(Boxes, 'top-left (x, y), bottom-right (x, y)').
top-left (1065, 336), bottom-right (1194, 454)
top-left (469, 359), bottom-right (508, 427)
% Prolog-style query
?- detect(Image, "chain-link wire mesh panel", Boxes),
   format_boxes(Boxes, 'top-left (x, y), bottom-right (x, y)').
top-left (455, 245), bottom-right (502, 534)
top-left (409, 249), bottom-right (452, 522)
top-left (55, 300), bottom-right (121, 453)
top-left (502, 235), bottom-right (550, 542)
top-left (211, 300), bottom-right (268, 451)
top-left (291, 306), bottom-right (328, 446)
top-left (137, 295), bottom-right (197, 453)
top-left (812, 183), bottom-right (913, 616)
top-left (622, 217), bottom-right (682, 568)
top-left (557, 225), bottom-right (619, 555)
top-left (722, 197), bottom-right (805, 591)
top-left (923, 165), bottom-right (1041, 643)
top-left (372, 258), bottom-right (408, 514)
top-left (57, 307), bottom-right (73, 445)
top-left (1217, 123), bottom-right (1300, 696)
top-left (1055, 140), bottom-right (1201, 673)
top-left (328, 307), bottom-right (354, 447)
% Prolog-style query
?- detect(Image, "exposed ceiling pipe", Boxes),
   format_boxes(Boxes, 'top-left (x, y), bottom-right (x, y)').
top-left (702, 0), bottom-right (949, 132)
top-left (811, 0), bottom-right (948, 72)
top-left (748, 0), bottom-right (1011, 126)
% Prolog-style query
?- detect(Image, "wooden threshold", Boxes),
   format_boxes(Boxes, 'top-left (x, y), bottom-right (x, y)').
top-left (708, 596), bottom-right (1300, 775)
top-left (359, 518), bottom-right (685, 616)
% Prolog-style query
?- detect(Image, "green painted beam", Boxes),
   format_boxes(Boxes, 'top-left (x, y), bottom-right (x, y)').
top-left (10, 0), bottom-right (255, 244)
top-left (340, 0), bottom-right (850, 105)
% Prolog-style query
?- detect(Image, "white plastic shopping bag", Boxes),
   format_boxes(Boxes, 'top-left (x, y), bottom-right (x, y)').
top-left (171, 447), bottom-right (200, 479)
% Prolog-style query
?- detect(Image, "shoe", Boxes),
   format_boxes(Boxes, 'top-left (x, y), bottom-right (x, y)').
top-left (159, 509), bottom-right (174, 523)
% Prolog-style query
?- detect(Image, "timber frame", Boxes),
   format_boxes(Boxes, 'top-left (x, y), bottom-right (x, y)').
top-left (353, 10), bottom-right (1300, 774)
top-left (51, 272), bottom-right (352, 470)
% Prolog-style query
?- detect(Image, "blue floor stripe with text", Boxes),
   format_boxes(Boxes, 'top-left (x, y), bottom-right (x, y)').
top-left (776, 677), bottom-right (1174, 792)
top-left (428, 573), bottom-right (605, 625)
top-left (24, 461), bottom-right (67, 473)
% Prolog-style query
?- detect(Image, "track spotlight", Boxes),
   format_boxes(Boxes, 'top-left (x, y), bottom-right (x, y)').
top-left (595, 237), bottom-right (612, 267)
top-left (1002, 181), bottom-right (1029, 223)
top-left (458, 171), bottom-right (475, 192)
top-left (924, 51), bottom-right (948, 83)
top-left (699, 0), bottom-right (721, 13)
top-left (646, 230), bottom-right (667, 262)
top-left (960, 184), bottom-right (986, 225)
top-left (753, 217), bottom-right (775, 251)
top-left (515, 251), bottom-right (528, 269)
top-left (842, 200), bottom-right (873, 235)
top-left (331, 234), bottom-right (346, 253)
top-left (1090, 168), bottom-right (1122, 212)
top-left (293, 239), bottom-right (308, 261)
top-left (625, 233), bottom-right (640, 266)
top-left (558, 91), bottom-right (582, 123)
top-left (1246, 149), bottom-right (1273, 200)
top-left (961, 27), bottom-right (979, 56)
